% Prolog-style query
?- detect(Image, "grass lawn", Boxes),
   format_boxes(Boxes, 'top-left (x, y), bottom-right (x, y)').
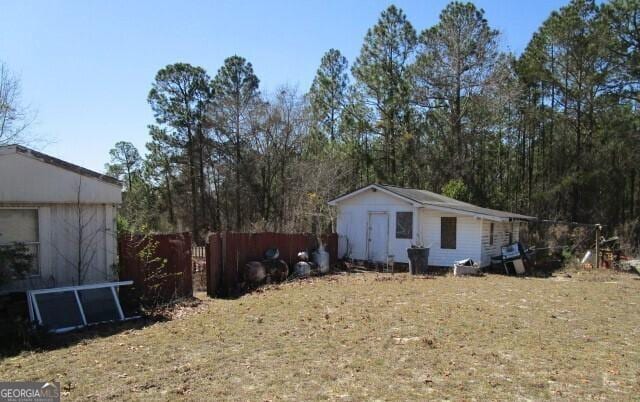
top-left (2, 270), bottom-right (639, 401)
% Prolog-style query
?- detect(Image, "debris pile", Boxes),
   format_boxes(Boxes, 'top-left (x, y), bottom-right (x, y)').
top-left (242, 245), bottom-right (333, 291)
top-left (242, 248), bottom-right (289, 289)
top-left (453, 259), bottom-right (480, 276)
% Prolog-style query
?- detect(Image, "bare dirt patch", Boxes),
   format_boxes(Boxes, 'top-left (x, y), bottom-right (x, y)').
top-left (2, 271), bottom-right (639, 400)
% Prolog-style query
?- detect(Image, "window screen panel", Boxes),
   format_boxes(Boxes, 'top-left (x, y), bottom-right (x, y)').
top-left (78, 288), bottom-right (121, 323)
top-left (441, 217), bottom-right (457, 249)
top-left (34, 291), bottom-right (84, 330)
top-left (0, 209), bottom-right (38, 243)
top-left (395, 212), bottom-right (413, 239)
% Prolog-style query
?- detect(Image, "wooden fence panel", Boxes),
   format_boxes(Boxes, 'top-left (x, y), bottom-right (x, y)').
top-left (192, 246), bottom-right (206, 259)
top-left (118, 232), bottom-right (193, 304)
top-left (206, 232), bottom-right (338, 297)
top-left (206, 233), bottom-right (222, 297)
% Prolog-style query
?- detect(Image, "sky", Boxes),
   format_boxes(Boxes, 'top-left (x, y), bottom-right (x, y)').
top-left (0, 0), bottom-right (569, 173)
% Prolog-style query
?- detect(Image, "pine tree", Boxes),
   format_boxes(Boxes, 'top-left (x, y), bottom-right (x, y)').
top-left (352, 5), bottom-right (417, 182)
top-left (412, 1), bottom-right (503, 195)
top-left (210, 56), bottom-right (260, 230)
top-left (309, 49), bottom-right (349, 141)
top-left (518, 0), bottom-right (615, 222)
top-left (147, 63), bottom-right (210, 240)
top-left (105, 141), bottom-right (142, 190)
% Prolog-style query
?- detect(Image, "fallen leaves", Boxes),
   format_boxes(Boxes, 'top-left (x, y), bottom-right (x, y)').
top-left (2, 271), bottom-right (639, 401)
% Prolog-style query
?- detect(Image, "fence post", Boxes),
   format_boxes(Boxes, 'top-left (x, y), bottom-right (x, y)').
top-left (221, 231), bottom-right (228, 297)
top-left (205, 235), bottom-right (212, 297)
top-left (205, 232), bottom-right (223, 298)
top-left (184, 232), bottom-right (193, 297)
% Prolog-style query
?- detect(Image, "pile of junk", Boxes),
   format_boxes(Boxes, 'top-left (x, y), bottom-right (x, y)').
top-left (451, 243), bottom-right (534, 277)
top-left (241, 244), bottom-right (331, 289)
top-left (489, 242), bottom-right (535, 276)
top-left (581, 235), bottom-right (640, 273)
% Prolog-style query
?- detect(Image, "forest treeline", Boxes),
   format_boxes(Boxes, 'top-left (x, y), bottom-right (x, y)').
top-left (104, 0), bottom-right (639, 246)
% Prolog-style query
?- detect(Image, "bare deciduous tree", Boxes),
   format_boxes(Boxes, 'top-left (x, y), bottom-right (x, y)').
top-left (51, 178), bottom-right (106, 285)
top-left (0, 61), bottom-right (35, 145)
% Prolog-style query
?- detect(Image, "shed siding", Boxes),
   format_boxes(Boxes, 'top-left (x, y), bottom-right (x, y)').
top-left (336, 189), bottom-right (416, 263)
top-left (480, 220), bottom-right (521, 267)
top-left (0, 204), bottom-right (117, 293)
top-left (419, 209), bottom-right (482, 267)
top-left (333, 186), bottom-right (530, 269)
top-left (0, 152), bottom-right (121, 204)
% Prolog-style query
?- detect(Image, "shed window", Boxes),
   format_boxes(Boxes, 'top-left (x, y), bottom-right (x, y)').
top-left (489, 223), bottom-right (494, 245)
top-left (0, 209), bottom-right (39, 276)
top-left (441, 217), bottom-right (457, 249)
top-left (396, 212), bottom-right (413, 239)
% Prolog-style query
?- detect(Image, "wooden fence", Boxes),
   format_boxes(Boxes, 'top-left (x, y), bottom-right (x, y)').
top-left (192, 246), bottom-right (206, 259)
top-left (118, 232), bottom-right (193, 305)
top-left (206, 232), bottom-right (338, 297)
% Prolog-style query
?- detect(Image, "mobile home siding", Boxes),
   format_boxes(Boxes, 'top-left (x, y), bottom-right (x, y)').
top-left (0, 146), bottom-right (121, 293)
top-left (0, 151), bottom-right (121, 204)
top-left (48, 204), bottom-right (117, 286)
top-left (0, 204), bottom-right (117, 293)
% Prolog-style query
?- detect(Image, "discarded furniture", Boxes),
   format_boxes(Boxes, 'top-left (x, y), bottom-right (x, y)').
top-left (500, 242), bottom-right (527, 275)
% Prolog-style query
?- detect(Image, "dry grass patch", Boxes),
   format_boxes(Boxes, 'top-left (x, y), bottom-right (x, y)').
top-left (2, 271), bottom-right (639, 400)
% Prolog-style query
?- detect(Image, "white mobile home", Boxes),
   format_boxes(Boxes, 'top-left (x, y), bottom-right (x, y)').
top-left (329, 184), bottom-right (534, 268)
top-left (0, 145), bottom-right (122, 293)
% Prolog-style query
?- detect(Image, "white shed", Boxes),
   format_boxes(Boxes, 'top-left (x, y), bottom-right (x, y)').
top-left (0, 145), bottom-right (122, 293)
top-left (329, 184), bottom-right (534, 268)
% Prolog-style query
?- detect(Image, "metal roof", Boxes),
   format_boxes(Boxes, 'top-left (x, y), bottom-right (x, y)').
top-left (331, 183), bottom-right (535, 221)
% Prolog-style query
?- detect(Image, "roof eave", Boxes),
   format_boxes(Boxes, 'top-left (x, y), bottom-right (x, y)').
top-left (423, 203), bottom-right (535, 221)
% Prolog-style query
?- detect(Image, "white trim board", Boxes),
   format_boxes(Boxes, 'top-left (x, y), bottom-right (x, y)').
top-left (329, 184), bottom-right (421, 207)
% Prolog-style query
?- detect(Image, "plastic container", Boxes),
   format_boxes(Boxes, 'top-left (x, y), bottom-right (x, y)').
top-left (407, 247), bottom-right (429, 275)
top-left (312, 244), bottom-right (330, 274)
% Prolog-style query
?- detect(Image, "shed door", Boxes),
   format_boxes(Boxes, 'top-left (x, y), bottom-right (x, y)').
top-left (367, 212), bottom-right (389, 263)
